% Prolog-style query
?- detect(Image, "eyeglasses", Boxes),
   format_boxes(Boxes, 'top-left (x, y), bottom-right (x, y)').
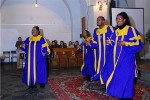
top-left (116, 18), bottom-right (124, 21)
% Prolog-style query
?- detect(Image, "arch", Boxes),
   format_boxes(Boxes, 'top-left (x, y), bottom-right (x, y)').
top-left (62, 0), bottom-right (73, 41)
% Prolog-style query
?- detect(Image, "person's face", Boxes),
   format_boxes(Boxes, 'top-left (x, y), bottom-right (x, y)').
top-left (97, 17), bottom-right (104, 26)
top-left (60, 42), bottom-right (63, 45)
top-left (18, 37), bottom-right (22, 41)
top-left (69, 41), bottom-right (72, 45)
top-left (54, 40), bottom-right (57, 44)
top-left (52, 42), bottom-right (55, 45)
top-left (32, 28), bottom-right (39, 36)
top-left (116, 15), bottom-right (126, 26)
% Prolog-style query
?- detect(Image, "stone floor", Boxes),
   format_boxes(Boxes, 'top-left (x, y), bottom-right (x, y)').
top-left (1, 61), bottom-right (150, 100)
top-left (1, 63), bottom-right (81, 100)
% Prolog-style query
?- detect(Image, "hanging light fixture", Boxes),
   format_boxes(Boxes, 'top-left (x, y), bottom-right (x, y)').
top-left (35, 0), bottom-right (38, 8)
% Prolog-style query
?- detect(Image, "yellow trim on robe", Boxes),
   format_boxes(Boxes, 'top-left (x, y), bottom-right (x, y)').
top-left (42, 43), bottom-right (47, 48)
top-left (94, 49), bottom-right (97, 72)
top-left (129, 35), bottom-right (142, 41)
top-left (33, 41), bottom-right (37, 85)
top-left (109, 26), bottom-right (114, 33)
top-left (106, 31), bottom-right (125, 90)
top-left (96, 25), bottom-right (109, 74)
top-left (43, 37), bottom-right (51, 54)
top-left (103, 33), bottom-right (106, 67)
top-left (100, 33), bottom-right (106, 84)
top-left (27, 42), bottom-right (31, 86)
top-left (96, 25), bottom-right (115, 81)
top-left (96, 25), bottom-right (108, 35)
top-left (84, 36), bottom-right (92, 42)
top-left (97, 35), bottom-right (101, 74)
top-left (29, 35), bottom-right (42, 41)
top-left (113, 37), bottom-right (118, 67)
top-left (116, 25), bottom-right (129, 36)
top-left (125, 27), bottom-right (139, 46)
top-left (106, 41), bottom-right (123, 90)
top-left (81, 46), bottom-right (85, 71)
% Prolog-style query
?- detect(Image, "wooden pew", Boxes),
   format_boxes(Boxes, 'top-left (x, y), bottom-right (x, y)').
top-left (49, 48), bottom-right (83, 68)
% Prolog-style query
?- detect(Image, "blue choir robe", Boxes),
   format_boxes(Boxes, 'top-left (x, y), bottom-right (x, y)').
top-left (78, 37), bottom-right (97, 77)
top-left (22, 35), bottom-right (50, 86)
top-left (106, 25), bottom-right (143, 98)
top-left (91, 25), bottom-right (114, 84)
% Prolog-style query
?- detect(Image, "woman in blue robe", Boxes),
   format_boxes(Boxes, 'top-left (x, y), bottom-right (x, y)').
top-left (106, 12), bottom-right (143, 100)
top-left (21, 26), bottom-right (50, 91)
top-left (77, 30), bottom-right (97, 80)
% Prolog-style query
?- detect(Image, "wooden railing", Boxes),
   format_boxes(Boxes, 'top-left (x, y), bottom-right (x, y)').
top-left (48, 48), bottom-right (83, 68)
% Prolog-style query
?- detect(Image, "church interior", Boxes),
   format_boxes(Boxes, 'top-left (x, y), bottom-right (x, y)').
top-left (0, 0), bottom-right (150, 100)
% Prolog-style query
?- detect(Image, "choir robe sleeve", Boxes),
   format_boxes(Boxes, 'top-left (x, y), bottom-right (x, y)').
top-left (21, 37), bottom-right (29, 52)
top-left (93, 28), bottom-right (98, 42)
top-left (88, 39), bottom-right (98, 49)
top-left (41, 37), bottom-right (51, 55)
top-left (77, 42), bottom-right (84, 53)
top-left (124, 27), bottom-right (143, 53)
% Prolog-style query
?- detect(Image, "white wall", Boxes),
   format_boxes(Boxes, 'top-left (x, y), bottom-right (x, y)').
top-left (86, 0), bottom-right (108, 34)
top-left (114, 0), bottom-right (150, 59)
top-left (135, 0), bottom-right (150, 33)
top-left (117, 0), bottom-right (135, 8)
top-left (1, 0), bottom-right (84, 52)
top-left (135, 0), bottom-right (150, 59)
top-left (1, 0), bottom-right (108, 54)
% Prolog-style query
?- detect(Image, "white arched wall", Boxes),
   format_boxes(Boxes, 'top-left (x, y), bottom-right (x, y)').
top-left (1, 0), bottom-right (83, 52)
top-left (0, 0), bottom-right (108, 55)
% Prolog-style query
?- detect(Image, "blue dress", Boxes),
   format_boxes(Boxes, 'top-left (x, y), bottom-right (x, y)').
top-left (78, 37), bottom-right (97, 77)
top-left (22, 35), bottom-right (50, 86)
top-left (106, 25), bottom-right (143, 98)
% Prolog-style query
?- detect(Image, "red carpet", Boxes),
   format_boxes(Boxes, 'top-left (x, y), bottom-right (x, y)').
top-left (48, 76), bottom-right (150, 100)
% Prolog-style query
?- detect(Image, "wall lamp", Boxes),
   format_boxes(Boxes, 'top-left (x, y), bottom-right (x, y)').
top-left (98, 1), bottom-right (107, 11)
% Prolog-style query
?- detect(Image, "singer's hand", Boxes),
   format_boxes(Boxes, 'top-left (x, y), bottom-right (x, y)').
top-left (85, 41), bottom-right (90, 46)
top-left (21, 44), bottom-right (25, 49)
top-left (107, 37), bottom-right (112, 45)
top-left (42, 52), bottom-right (46, 56)
top-left (118, 41), bottom-right (126, 46)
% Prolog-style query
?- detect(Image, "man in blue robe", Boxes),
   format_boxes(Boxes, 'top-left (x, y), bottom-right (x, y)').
top-left (91, 16), bottom-right (115, 86)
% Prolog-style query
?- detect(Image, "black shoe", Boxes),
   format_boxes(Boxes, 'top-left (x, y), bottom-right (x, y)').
top-left (39, 83), bottom-right (45, 88)
top-left (100, 84), bottom-right (106, 92)
top-left (26, 85), bottom-right (37, 93)
top-left (26, 86), bottom-right (32, 91)
top-left (83, 75), bottom-right (91, 81)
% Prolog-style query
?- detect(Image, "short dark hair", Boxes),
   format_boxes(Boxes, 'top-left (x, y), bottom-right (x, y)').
top-left (97, 16), bottom-right (105, 21)
top-left (18, 37), bottom-right (21, 40)
top-left (33, 26), bottom-right (40, 35)
top-left (85, 30), bottom-right (91, 37)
